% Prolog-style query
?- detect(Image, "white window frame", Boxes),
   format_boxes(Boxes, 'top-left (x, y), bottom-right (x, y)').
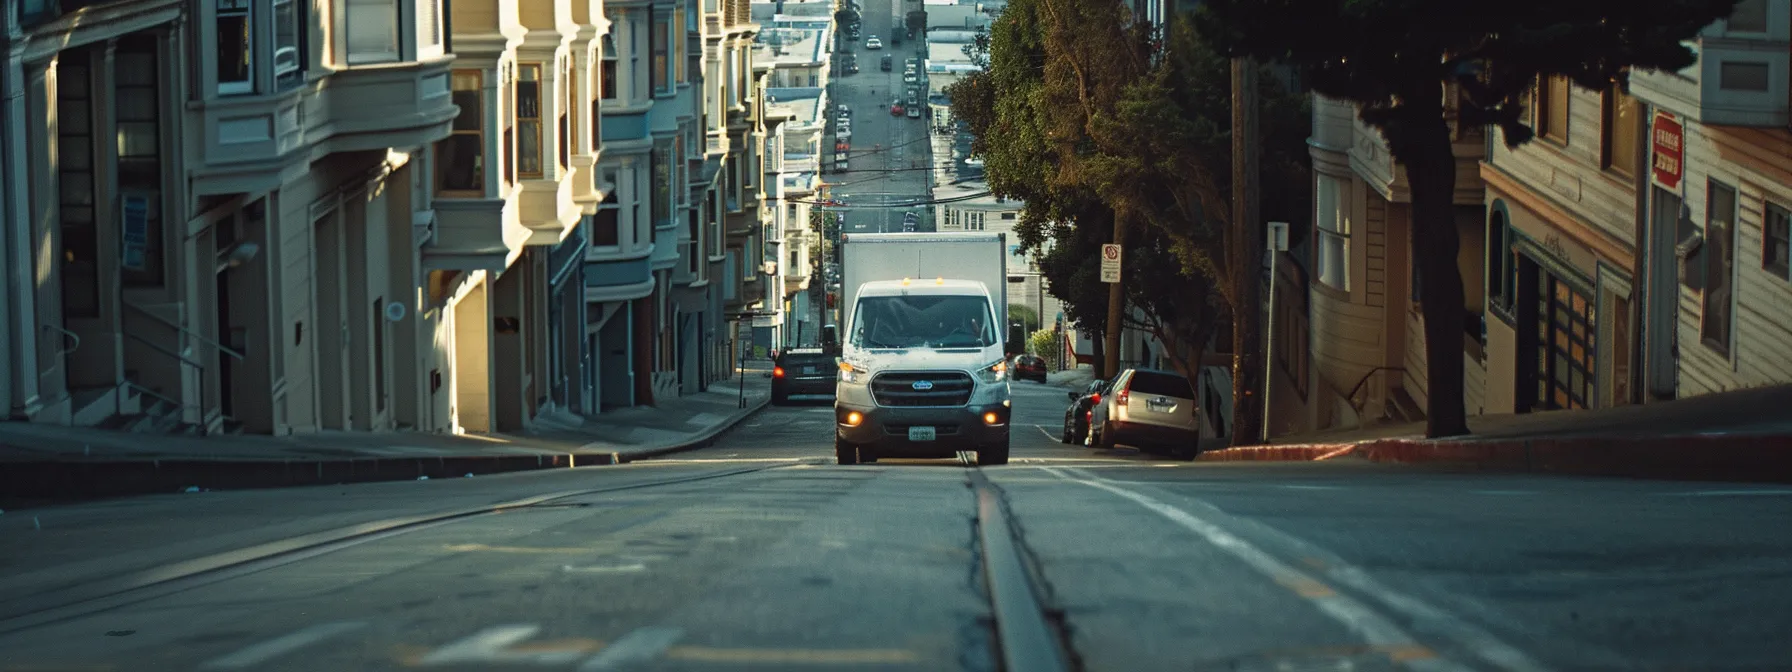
top-left (216, 0), bottom-right (255, 95)
top-left (271, 0), bottom-right (302, 85)
top-left (1315, 172), bottom-right (1352, 291)
top-left (344, 0), bottom-right (401, 65)
top-left (417, 0), bottom-right (445, 58)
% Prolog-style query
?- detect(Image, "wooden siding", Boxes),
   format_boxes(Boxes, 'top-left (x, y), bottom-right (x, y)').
top-left (1673, 122), bottom-right (1792, 395)
top-left (1403, 308), bottom-right (1428, 412)
top-left (1487, 84), bottom-right (1640, 256)
top-left (1464, 343), bottom-right (1488, 415)
top-left (1363, 187), bottom-right (1388, 308)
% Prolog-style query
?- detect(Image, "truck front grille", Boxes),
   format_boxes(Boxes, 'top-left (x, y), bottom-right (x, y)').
top-left (870, 371), bottom-right (975, 407)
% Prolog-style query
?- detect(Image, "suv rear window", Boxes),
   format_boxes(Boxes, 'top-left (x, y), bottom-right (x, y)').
top-left (1127, 371), bottom-right (1194, 398)
top-left (781, 353), bottom-right (836, 368)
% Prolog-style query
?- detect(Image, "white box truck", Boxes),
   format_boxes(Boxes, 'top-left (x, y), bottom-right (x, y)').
top-left (833, 232), bottom-right (1012, 465)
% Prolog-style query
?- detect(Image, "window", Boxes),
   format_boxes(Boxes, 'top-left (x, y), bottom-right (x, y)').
top-left (58, 55), bottom-right (100, 318)
top-left (673, 8), bottom-right (687, 84)
top-left (600, 35), bottom-right (619, 100)
top-left (345, 0), bottom-right (399, 64)
top-left (1765, 203), bottom-right (1790, 281)
top-left (435, 70), bottom-right (484, 193)
top-left (418, 0), bottom-right (443, 54)
top-left (1487, 210), bottom-right (1515, 314)
top-left (1539, 75), bottom-right (1570, 144)
top-left (651, 15), bottom-right (669, 94)
top-left (654, 138), bottom-right (674, 228)
top-left (1602, 86), bottom-right (1638, 177)
top-left (271, 0), bottom-right (302, 89)
top-left (590, 54), bottom-right (604, 153)
top-left (594, 191), bottom-right (621, 246)
top-left (117, 37), bottom-right (165, 287)
top-left (516, 64), bottom-right (543, 178)
top-left (216, 0), bottom-right (252, 94)
top-left (1719, 62), bottom-right (1771, 92)
top-left (1701, 180), bottom-right (1736, 355)
top-left (561, 58), bottom-right (573, 170)
top-left (1728, 0), bottom-right (1768, 32)
top-left (503, 64), bottom-right (516, 184)
top-left (1314, 173), bottom-right (1350, 290)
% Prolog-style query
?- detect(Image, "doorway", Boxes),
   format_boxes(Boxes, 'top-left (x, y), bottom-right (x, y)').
top-left (1645, 186), bottom-right (1682, 400)
top-left (1531, 269), bottom-right (1596, 411)
top-left (313, 204), bottom-right (350, 429)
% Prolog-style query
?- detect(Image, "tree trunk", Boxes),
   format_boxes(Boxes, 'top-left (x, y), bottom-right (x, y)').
top-left (1228, 58), bottom-right (1264, 447)
top-left (1103, 217), bottom-right (1128, 378)
top-left (1391, 98), bottom-right (1471, 438)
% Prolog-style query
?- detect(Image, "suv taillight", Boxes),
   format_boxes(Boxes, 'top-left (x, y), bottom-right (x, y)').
top-left (1090, 393), bottom-right (1101, 404)
top-left (1116, 382), bottom-right (1131, 407)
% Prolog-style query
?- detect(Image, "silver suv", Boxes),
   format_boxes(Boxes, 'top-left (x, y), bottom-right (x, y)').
top-left (1089, 368), bottom-right (1200, 460)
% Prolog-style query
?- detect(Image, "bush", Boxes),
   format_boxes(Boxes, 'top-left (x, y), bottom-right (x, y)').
top-left (1027, 329), bottom-right (1059, 369)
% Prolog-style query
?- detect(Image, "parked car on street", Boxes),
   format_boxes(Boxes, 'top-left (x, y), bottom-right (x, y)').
top-left (907, 106), bottom-right (921, 119)
top-left (1088, 368), bottom-right (1201, 459)
top-left (881, 55), bottom-right (893, 71)
top-left (772, 349), bottom-right (839, 405)
top-left (865, 37), bottom-right (882, 49)
top-left (1011, 355), bottom-right (1048, 382)
top-left (1061, 378), bottom-right (1110, 444)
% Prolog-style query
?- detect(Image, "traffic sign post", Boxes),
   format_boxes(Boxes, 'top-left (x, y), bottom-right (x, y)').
top-left (1100, 244), bottom-right (1122, 283)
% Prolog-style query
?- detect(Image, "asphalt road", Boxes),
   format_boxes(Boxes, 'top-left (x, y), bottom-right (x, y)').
top-left (828, 0), bottom-right (935, 235)
top-left (4, 380), bottom-right (1792, 671)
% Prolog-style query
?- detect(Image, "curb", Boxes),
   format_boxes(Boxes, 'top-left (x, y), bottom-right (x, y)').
top-left (1196, 433), bottom-right (1792, 483)
top-left (0, 395), bottom-right (771, 504)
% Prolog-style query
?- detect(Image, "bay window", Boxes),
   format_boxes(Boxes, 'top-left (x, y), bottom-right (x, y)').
top-left (216, 0), bottom-right (253, 94)
top-left (517, 64), bottom-right (543, 178)
top-left (344, 0), bottom-right (400, 64)
top-left (653, 138), bottom-right (674, 228)
top-left (435, 71), bottom-right (485, 194)
top-left (502, 64), bottom-right (517, 185)
top-left (673, 8), bottom-right (687, 84)
top-left (600, 35), bottom-right (619, 100)
top-left (1314, 173), bottom-right (1351, 291)
top-left (595, 191), bottom-right (621, 247)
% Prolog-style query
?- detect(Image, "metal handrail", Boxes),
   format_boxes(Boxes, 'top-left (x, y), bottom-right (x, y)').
top-left (1346, 366), bottom-right (1406, 414)
top-left (122, 329), bottom-right (204, 370)
top-left (123, 380), bottom-right (182, 412)
top-left (122, 300), bottom-right (246, 361)
top-left (41, 323), bottom-right (80, 357)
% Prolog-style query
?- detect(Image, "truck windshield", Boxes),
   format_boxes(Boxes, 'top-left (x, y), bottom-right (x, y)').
top-left (851, 295), bottom-right (995, 349)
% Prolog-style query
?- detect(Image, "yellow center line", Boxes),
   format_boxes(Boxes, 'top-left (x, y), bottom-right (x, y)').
top-left (1274, 574), bottom-right (1337, 598)
top-left (664, 646), bottom-right (922, 664)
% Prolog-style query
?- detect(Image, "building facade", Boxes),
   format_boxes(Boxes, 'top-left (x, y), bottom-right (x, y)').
top-left (3, 0), bottom-right (775, 440)
top-left (1628, 0), bottom-right (1792, 400)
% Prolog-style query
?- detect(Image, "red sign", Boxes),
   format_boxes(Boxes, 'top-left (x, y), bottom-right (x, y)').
top-left (1652, 112), bottom-right (1684, 190)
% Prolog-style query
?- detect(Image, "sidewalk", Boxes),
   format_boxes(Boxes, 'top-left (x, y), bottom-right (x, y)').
top-left (0, 372), bottom-right (771, 503)
top-left (1201, 384), bottom-right (1792, 482)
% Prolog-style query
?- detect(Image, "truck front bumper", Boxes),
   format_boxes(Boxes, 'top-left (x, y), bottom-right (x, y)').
top-left (835, 402), bottom-right (1010, 457)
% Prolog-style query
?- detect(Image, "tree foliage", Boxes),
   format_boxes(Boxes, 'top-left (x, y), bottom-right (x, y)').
top-left (1195, 0), bottom-right (1738, 437)
top-left (950, 0), bottom-right (1307, 441)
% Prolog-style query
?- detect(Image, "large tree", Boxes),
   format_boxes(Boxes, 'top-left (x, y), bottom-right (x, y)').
top-left (1196, 0), bottom-right (1739, 438)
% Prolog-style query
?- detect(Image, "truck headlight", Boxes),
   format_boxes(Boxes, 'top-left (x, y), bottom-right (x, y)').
top-left (976, 359), bottom-right (1007, 384)
top-left (839, 361), bottom-right (868, 383)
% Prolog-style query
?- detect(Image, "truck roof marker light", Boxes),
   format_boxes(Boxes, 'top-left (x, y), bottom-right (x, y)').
top-left (902, 277), bottom-right (911, 285)
top-left (936, 277), bottom-right (944, 284)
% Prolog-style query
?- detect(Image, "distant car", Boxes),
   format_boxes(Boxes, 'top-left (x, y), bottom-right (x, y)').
top-left (881, 55), bottom-right (893, 71)
top-left (837, 127), bottom-right (852, 141)
top-left (903, 72), bottom-right (917, 84)
top-left (906, 106), bottom-right (921, 118)
top-left (838, 104), bottom-right (851, 118)
top-left (1088, 368), bottom-right (1201, 459)
top-left (1011, 355), bottom-right (1048, 382)
top-left (772, 348), bottom-right (839, 405)
top-left (865, 37), bottom-right (882, 49)
top-left (890, 103), bottom-right (905, 116)
top-left (1061, 378), bottom-right (1110, 444)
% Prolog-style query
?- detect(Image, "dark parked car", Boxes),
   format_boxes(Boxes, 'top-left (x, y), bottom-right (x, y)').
top-left (772, 348), bottom-right (839, 405)
top-left (1060, 378), bottom-right (1109, 444)
top-left (1011, 355), bottom-right (1048, 382)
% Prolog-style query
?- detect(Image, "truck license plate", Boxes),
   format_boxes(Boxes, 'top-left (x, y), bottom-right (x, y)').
top-left (907, 426), bottom-right (937, 441)
top-left (803, 366), bottom-right (817, 374)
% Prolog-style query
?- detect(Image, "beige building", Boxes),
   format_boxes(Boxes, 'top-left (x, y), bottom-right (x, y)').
top-left (1278, 93), bottom-right (1487, 437)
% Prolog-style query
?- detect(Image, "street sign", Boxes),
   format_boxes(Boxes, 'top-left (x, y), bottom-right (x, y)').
top-left (1267, 221), bottom-right (1290, 252)
top-left (1100, 244), bottom-right (1122, 283)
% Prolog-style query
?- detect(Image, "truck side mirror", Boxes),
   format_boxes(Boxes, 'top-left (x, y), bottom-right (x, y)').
top-left (1067, 391), bottom-right (1079, 401)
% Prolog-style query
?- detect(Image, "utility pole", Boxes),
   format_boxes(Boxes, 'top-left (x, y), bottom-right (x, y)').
top-left (1229, 57), bottom-right (1264, 447)
top-left (1102, 219), bottom-right (1127, 380)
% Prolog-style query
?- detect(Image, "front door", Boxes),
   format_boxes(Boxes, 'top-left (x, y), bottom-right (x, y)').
top-left (1645, 187), bottom-right (1682, 400)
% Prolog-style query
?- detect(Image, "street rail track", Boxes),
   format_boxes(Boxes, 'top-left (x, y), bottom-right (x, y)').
top-left (0, 463), bottom-right (790, 635)
top-left (967, 460), bottom-right (1080, 672)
